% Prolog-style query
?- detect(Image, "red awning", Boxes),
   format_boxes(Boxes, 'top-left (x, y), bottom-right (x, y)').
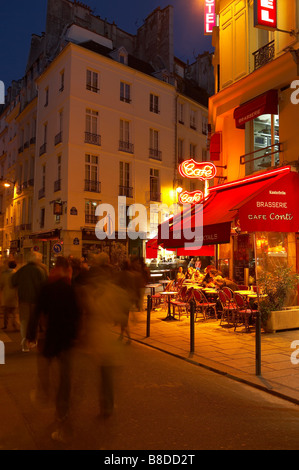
top-left (234, 89), bottom-right (278, 129)
top-left (157, 166), bottom-right (297, 249)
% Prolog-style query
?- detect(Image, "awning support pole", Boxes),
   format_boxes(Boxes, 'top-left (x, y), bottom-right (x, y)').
top-left (254, 234), bottom-right (262, 376)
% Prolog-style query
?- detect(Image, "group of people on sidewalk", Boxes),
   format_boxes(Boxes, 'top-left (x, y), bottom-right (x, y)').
top-left (0, 251), bottom-right (149, 444)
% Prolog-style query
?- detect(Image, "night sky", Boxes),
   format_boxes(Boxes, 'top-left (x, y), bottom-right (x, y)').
top-left (0, 0), bottom-right (213, 90)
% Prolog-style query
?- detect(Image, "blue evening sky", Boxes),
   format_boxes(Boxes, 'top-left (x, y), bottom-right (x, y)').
top-left (0, 0), bottom-right (213, 90)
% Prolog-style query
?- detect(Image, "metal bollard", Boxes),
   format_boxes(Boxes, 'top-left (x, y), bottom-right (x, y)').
top-left (256, 310), bottom-right (262, 376)
top-left (189, 299), bottom-right (195, 355)
top-left (146, 294), bottom-right (151, 338)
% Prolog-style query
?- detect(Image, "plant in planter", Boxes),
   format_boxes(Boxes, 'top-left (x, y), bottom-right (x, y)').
top-left (257, 266), bottom-right (299, 326)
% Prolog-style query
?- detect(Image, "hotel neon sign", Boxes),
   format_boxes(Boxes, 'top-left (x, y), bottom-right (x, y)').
top-left (254, 0), bottom-right (277, 30)
top-left (204, 0), bottom-right (216, 35)
top-left (178, 160), bottom-right (217, 205)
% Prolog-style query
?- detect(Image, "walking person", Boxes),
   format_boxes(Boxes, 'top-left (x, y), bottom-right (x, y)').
top-left (0, 260), bottom-right (19, 331)
top-left (11, 252), bottom-right (48, 352)
top-left (26, 256), bottom-right (81, 443)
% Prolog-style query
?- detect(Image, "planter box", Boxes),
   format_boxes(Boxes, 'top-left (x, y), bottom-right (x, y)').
top-left (264, 308), bottom-right (299, 333)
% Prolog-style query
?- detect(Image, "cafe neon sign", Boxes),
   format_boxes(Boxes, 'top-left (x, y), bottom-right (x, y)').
top-left (178, 160), bottom-right (217, 205)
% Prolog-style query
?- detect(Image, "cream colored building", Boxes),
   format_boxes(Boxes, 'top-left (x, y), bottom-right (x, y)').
top-left (0, 2), bottom-right (211, 266)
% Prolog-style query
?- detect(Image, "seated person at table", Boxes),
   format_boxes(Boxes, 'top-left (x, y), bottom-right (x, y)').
top-left (223, 278), bottom-right (239, 291)
top-left (213, 275), bottom-right (226, 290)
top-left (185, 267), bottom-right (194, 280)
top-left (193, 270), bottom-right (204, 283)
top-left (176, 267), bottom-right (185, 281)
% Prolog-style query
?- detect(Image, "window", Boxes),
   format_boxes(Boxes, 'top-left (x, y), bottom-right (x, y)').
top-left (85, 109), bottom-right (101, 145)
top-left (150, 168), bottom-right (160, 202)
top-left (39, 124), bottom-right (47, 156)
top-left (119, 162), bottom-right (132, 197)
top-left (55, 110), bottom-right (63, 145)
top-left (40, 208), bottom-right (45, 229)
top-left (54, 155), bottom-right (61, 192)
top-left (120, 82), bottom-right (131, 103)
top-left (190, 143), bottom-right (196, 159)
top-left (85, 154), bottom-right (100, 192)
top-left (85, 200), bottom-right (98, 224)
top-left (45, 87), bottom-right (49, 107)
top-left (86, 70), bottom-right (99, 93)
top-left (150, 93), bottom-right (159, 114)
top-left (59, 70), bottom-right (64, 92)
top-left (119, 119), bottom-right (133, 153)
top-left (190, 109), bottom-right (197, 130)
top-left (202, 116), bottom-right (208, 135)
top-left (178, 103), bottom-right (184, 124)
top-left (178, 139), bottom-right (184, 163)
top-left (149, 129), bottom-right (161, 160)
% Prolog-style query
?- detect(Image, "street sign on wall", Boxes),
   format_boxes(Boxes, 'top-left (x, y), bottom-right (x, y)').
top-left (254, 0), bottom-right (277, 31)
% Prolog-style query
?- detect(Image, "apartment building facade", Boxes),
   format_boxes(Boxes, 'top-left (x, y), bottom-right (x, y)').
top-left (0, 0), bottom-right (211, 266)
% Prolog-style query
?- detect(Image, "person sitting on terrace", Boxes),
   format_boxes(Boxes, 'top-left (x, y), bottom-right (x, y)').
top-left (176, 266), bottom-right (185, 282)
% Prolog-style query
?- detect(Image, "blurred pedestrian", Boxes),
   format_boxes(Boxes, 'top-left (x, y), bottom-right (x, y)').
top-left (26, 256), bottom-right (81, 443)
top-left (11, 252), bottom-right (48, 352)
top-left (0, 260), bottom-right (19, 330)
top-left (75, 252), bottom-right (128, 420)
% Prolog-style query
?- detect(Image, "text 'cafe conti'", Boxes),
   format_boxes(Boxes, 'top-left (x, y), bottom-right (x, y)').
top-left (156, 164), bottom-right (299, 289)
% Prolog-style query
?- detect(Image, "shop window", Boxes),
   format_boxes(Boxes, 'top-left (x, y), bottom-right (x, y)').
top-left (256, 232), bottom-right (288, 272)
top-left (245, 114), bottom-right (280, 175)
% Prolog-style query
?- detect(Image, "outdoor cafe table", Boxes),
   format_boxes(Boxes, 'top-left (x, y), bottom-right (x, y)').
top-left (146, 283), bottom-right (161, 296)
top-left (160, 291), bottom-right (178, 321)
top-left (160, 280), bottom-right (170, 290)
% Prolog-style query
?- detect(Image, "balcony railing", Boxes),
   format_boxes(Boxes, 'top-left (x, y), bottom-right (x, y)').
top-left (253, 40), bottom-right (275, 70)
top-left (23, 141), bottom-right (29, 149)
top-left (85, 132), bottom-right (101, 146)
top-left (85, 214), bottom-right (97, 224)
top-left (84, 179), bottom-right (101, 193)
top-left (54, 131), bottom-right (62, 146)
top-left (38, 187), bottom-right (45, 199)
top-left (119, 140), bottom-right (134, 153)
top-left (39, 143), bottom-right (47, 156)
top-left (149, 148), bottom-right (162, 161)
top-left (30, 137), bottom-right (36, 145)
top-left (240, 142), bottom-right (282, 174)
top-left (54, 179), bottom-right (61, 192)
top-left (28, 178), bottom-right (34, 187)
top-left (119, 185), bottom-right (133, 198)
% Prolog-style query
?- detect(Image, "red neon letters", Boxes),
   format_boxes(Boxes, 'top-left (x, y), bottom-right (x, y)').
top-left (204, 0), bottom-right (216, 35)
top-left (179, 190), bottom-right (204, 205)
top-left (179, 160), bottom-right (217, 181)
top-left (254, 0), bottom-right (277, 30)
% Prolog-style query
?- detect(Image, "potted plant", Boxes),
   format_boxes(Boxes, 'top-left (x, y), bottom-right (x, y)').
top-left (257, 266), bottom-right (299, 333)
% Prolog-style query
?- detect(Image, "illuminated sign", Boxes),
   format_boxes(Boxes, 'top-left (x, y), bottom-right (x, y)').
top-left (178, 160), bottom-right (217, 181)
top-left (204, 0), bottom-right (216, 35)
top-left (254, 0), bottom-right (277, 30)
top-left (179, 190), bottom-right (204, 205)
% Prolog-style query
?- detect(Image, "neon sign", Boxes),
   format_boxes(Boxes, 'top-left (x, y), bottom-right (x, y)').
top-left (179, 190), bottom-right (204, 205)
top-left (179, 160), bottom-right (217, 181)
top-left (254, 0), bottom-right (277, 30)
top-left (204, 0), bottom-right (216, 35)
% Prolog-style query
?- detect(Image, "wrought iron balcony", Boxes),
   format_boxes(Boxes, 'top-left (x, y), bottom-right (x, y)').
top-left (54, 179), bottom-right (61, 192)
top-left (54, 131), bottom-right (62, 146)
top-left (84, 179), bottom-right (101, 193)
top-left (39, 143), bottom-right (47, 156)
top-left (38, 187), bottom-right (45, 199)
top-left (149, 148), bottom-right (162, 161)
top-left (119, 185), bottom-right (133, 198)
top-left (119, 140), bottom-right (134, 153)
top-left (84, 132), bottom-right (101, 146)
top-left (253, 40), bottom-right (275, 70)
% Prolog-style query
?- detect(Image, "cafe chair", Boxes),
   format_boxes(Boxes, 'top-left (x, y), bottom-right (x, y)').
top-left (237, 285), bottom-right (249, 291)
top-left (218, 290), bottom-right (235, 327)
top-left (194, 289), bottom-right (217, 321)
top-left (170, 286), bottom-right (191, 320)
top-left (222, 286), bottom-right (234, 302)
top-left (233, 293), bottom-right (258, 332)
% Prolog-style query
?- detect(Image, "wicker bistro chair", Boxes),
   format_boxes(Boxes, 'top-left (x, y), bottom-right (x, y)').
top-left (222, 286), bottom-right (234, 302)
top-left (170, 286), bottom-right (193, 320)
top-left (218, 290), bottom-right (236, 327)
top-left (233, 293), bottom-right (258, 332)
top-left (193, 289), bottom-right (217, 321)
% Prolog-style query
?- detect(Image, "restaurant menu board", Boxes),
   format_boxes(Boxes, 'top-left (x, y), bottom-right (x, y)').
top-left (238, 172), bottom-right (299, 233)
